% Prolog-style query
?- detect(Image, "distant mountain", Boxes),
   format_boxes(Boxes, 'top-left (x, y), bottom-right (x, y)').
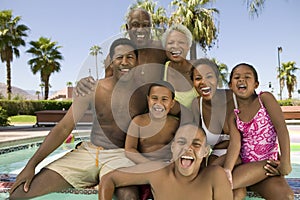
top-left (0, 82), bottom-right (36, 100)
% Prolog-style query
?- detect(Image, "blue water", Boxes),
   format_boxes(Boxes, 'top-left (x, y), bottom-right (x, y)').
top-left (1, 133), bottom-right (299, 200)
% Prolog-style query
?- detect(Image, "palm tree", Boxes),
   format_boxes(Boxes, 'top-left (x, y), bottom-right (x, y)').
top-left (89, 45), bottom-right (102, 80)
top-left (35, 90), bottom-right (41, 100)
top-left (66, 81), bottom-right (73, 87)
top-left (281, 61), bottom-right (298, 99)
top-left (0, 10), bottom-right (29, 100)
top-left (211, 58), bottom-right (229, 88)
top-left (39, 83), bottom-right (45, 99)
top-left (170, 0), bottom-right (219, 60)
top-left (129, 0), bottom-right (168, 39)
top-left (246, 0), bottom-right (266, 17)
top-left (27, 37), bottom-right (63, 100)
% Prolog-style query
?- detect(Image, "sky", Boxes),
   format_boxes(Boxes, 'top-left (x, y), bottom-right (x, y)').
top-left (1, 0), bottom-right (299, 100)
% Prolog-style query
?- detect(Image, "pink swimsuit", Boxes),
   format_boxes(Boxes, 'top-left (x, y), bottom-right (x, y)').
top-left (233, 92), bottom-right (278, 163)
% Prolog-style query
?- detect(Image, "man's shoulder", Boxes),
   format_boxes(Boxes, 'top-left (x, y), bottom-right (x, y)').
top-left (147, 39), bottom-right (163, 49)
top-left (96, 77), bottom-right (115, 91)
top-left (202, 165), bottom-right (225, 178)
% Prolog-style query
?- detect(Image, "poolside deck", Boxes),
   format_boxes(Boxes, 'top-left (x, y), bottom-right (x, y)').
top-left (0, 175), bottom-right (300, 199)
top-left (0, 122), bottom-right (300, 199)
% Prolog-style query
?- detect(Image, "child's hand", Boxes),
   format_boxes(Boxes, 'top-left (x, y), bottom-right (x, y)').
top-left (223, 168), bottom-right (233, 189)
top-left (264, 159), bottom-right (292, 176)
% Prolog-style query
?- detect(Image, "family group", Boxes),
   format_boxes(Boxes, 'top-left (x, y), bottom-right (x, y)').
top-left (9, 7), bottom-right (293, 200)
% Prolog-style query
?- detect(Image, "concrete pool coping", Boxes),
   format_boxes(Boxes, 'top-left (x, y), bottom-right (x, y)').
top-left (1, 120), bottom-right (299, 148)
top-left (0, 123), bottom-right (92, 149)
top-left (1, 121), bottom-right (300, 199)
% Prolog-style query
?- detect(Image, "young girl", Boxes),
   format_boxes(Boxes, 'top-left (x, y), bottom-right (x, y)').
top-left (224, 63), bottom-right (293, 199)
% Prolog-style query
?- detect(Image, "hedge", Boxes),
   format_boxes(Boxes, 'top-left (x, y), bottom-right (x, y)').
top-left (0, 100), bottom-right (72, 116)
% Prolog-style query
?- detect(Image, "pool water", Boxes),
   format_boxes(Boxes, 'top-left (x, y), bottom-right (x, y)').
top-left (0, 142), bottom-right (75, 174)
top-left (1, 127), bottom-right (300, 200)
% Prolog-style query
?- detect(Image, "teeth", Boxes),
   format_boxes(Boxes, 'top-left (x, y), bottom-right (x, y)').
top-left (201, 87), bottom-right (210, 91)
top-left (238, 84), bottom-right (246, 89)
top-left (181, 155), bottom-right (194, 160)
top-left (137, 34), bottom-right (145, 38)
top-left (120, 68), bottom-right (130, 72)
top-left (171, 51), bottom-right (181, 56)
top-left (153, 104), bottom-right (164, 112)
top-left (201, 87), bottom-right (211, 95)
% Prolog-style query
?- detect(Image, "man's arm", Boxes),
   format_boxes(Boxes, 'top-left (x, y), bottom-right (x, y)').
top-left (10, 93), bottom-right (92, 193)
top-left (99, 162), bottom-right (164, 200)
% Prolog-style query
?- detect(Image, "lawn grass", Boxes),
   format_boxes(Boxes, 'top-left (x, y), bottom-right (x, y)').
top-left (9, 115), bottom-right (36, 124)
top-left (291, 143), bottom-right (300, 152)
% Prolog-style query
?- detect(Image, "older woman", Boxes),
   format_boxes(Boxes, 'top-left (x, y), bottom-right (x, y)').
top-left (161, 24), bottom-right (198, 111)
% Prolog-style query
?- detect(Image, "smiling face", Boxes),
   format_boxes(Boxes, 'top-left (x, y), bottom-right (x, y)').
top-left (171, 124), bottom-right (208, 177)
top-left (192, 64), bottom-right (218, 100)
top-left (229, 64), bottom-right (259, 98)
top-left (126, 9), bottom-right (151, 48)
top-left (165, 30), bottom-right (190, 62)
top-left (111, 44), bottom-right (137, 81)
top-left (147, 85), bottom-right (175, 119)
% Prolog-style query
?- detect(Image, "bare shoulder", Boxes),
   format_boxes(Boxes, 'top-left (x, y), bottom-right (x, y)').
top-left (259, 91), bottom-right (276, 101)
top-left (150, 39), bottom-right (163, 48)
top-left (167, 115), bottom-right (179, 123)
top-left (259, 91), bottom-right (280, 108)
top-left (202, 165), bottom-right (227, 181)
top-left (133, 113), bottom-right (150, 126)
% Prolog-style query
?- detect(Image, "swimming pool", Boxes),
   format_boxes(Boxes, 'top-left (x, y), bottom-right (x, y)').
top-left (1, 126), bottom-right (300, 200)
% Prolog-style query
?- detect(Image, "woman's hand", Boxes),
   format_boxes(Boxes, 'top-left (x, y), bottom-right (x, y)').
top-left (223, 168), bottom-right (233, 189)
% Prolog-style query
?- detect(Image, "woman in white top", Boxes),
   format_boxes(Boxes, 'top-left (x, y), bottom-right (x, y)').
top-left (191, 58), bottom-right (232, 164)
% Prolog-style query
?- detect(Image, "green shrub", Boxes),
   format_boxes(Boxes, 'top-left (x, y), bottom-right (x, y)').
top-left (277, 99), bottom-right (300, 106)
top-left (0, 106), bottom-right (10, 126)
top-left (0, 100), bottom-right (72, 116)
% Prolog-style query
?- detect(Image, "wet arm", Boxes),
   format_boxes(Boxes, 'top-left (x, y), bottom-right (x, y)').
top-left (191, 98), bottom-right (200, 125)
top-left (212, 166), bottom-right (233, 200)
top-left (224, 113), bottom-right (241, 172)
top-left (262, 92), bottom-right (291, 175)
top-left (10, 94), bottom-right (92, 193)
top-left (99, 165), bottom-right (153, 200)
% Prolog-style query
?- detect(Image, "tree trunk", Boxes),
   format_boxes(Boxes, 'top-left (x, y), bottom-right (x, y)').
top-left (6, 61), bottom-right (12, 100)
top-left (44, 76), bottom-right (50, 100)
top-left (190, 41), bottom-right (197, 60)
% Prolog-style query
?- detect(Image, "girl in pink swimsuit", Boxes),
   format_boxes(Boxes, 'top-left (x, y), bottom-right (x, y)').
top-left (224, 63), bottom-right (293, 199)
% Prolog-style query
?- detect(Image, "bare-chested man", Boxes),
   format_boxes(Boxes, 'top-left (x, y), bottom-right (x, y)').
top-left (9, 38), bottom-right (147, 200)
top-left (77, 8), bottom-right (167, 96)
top-left (99, 124), bottom-right (233, 200)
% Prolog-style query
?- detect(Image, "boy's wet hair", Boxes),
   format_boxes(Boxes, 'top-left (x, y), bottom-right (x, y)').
top-left (147, 80), bottom-right (175, 99)
top-left (109, 38), bottom-right (138, 59)
top-left (229, 62), bottom-right (259, 84)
